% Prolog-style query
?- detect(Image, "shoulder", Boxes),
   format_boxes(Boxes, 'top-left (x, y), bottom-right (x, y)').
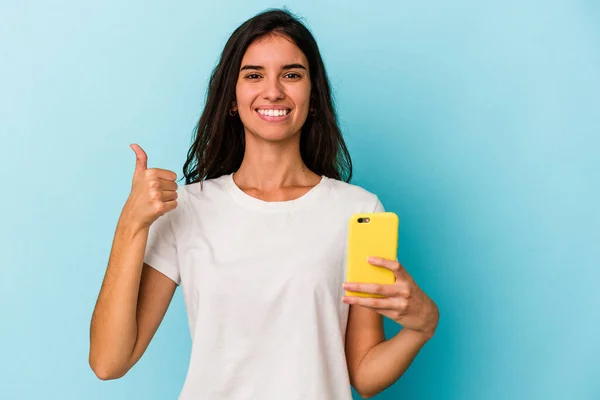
top-left (177, 174), bottom-right (230, 202)
top-left (167, 174), bottom-right (231, 221)
top-left (322, 176), bottom-right (382, 212)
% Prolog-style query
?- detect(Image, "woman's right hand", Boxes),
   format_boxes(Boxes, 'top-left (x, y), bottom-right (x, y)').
top-left (122, 144), bottom-right (179, 230)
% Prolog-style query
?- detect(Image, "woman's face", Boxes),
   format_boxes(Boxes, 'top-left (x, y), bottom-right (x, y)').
top-left (234, 34), bottom-right (311, 143)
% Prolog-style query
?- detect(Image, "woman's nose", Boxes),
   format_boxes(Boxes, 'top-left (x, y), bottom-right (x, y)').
top-left (262, 77), bottom-right (284, 101)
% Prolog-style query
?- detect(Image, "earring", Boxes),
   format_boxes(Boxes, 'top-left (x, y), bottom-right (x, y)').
top-left (310, 108), bottom-right (317, 116)
top-left (229, 109), bottom-right (237, 116)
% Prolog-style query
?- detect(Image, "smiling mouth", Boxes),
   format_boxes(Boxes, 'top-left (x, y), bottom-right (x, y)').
top-left (255, 108), bottom-right (292, 121)
top-left (256, 108), bottom-right (291, 117)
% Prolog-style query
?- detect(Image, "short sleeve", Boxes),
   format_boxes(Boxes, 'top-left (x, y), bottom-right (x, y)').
top-left (372, 196), bottom-right (385, 213)
top-left (144, 213), bottom-right (181, 285)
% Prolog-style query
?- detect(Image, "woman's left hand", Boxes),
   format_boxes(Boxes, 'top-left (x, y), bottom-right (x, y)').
top-left (343, 256), bottom-right (440, 339)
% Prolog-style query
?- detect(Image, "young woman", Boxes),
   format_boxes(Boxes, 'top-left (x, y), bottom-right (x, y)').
top-left (89, 8), bottom-right (439, 399)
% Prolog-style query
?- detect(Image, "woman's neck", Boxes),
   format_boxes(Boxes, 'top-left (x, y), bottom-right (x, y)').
top-left (234, 132), bottom-right (320, 192)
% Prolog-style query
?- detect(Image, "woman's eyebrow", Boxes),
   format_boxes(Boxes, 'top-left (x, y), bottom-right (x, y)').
top-left (281, 64), bottom-right (307, 71)
top-left (240, 63), bottom-right (308, 71)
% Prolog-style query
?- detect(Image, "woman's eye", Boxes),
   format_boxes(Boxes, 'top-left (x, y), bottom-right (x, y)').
top-left (285, 73), bottom-right (301, 79)
top-left (246, 74), bottom-right (261, 79)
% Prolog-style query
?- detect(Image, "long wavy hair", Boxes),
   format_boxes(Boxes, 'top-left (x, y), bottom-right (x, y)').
top-left (182, 8), bottom-right (352, 185)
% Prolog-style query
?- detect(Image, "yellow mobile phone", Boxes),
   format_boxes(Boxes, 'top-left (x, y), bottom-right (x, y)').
top-left (345, 212), bottom-right (399, 298)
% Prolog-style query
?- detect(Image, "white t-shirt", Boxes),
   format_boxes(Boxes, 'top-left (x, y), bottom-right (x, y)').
top-left (144, 172), bottom-right (384, 400)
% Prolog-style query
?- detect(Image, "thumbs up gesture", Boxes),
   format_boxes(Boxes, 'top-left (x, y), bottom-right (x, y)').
top-left (123, 144), bottom-right (179, 230)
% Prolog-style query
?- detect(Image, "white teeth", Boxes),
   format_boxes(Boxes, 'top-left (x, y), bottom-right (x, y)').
top-left (258, 109), bottom-right (289, 117)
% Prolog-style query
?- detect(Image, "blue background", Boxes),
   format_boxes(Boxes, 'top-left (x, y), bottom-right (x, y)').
top-left (1, 0), bottom-right (598, 399)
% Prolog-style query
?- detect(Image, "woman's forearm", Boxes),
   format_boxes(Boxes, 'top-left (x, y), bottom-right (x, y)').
top-left (353, 328), bottom-right (433, 398)
top-left (89, 212), bottom-right (148, 379)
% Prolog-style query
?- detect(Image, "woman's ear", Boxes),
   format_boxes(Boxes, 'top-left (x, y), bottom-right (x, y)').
top-left (231, 100), bottom-right (237, 112)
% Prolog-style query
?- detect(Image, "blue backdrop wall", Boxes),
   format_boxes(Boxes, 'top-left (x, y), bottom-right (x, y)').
top-left (1, 1), bottom-right (598, 399)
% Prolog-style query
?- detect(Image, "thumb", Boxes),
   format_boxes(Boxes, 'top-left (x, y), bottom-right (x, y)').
top-left (130, 143), bottom-right (148, 173)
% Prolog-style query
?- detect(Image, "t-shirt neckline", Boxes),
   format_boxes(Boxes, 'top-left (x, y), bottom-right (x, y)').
top-left (223, 172), bottom-right (329, 212)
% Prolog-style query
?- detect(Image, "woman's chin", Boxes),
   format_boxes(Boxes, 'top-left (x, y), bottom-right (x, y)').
top-left (246, 127), bottom-right (301, 143)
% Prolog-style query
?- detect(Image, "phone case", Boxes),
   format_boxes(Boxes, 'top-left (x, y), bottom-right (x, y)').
top-left (345, 212), bottom-right (399, 298)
